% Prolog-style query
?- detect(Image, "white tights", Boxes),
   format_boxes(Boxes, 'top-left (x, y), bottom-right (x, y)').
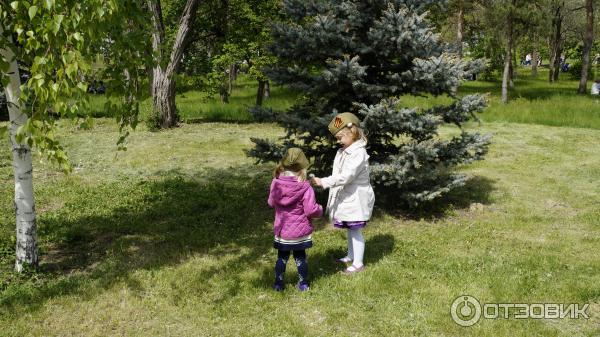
top-left (343, 228), bottom-right (365, 268)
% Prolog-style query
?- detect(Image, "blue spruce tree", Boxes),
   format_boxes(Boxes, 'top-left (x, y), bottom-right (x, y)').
top-left (248, 0), bottom-right (491, 207)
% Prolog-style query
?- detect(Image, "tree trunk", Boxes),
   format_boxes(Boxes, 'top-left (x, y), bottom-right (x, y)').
top-left (509, 49), bottom-right (516, 87)
top-left (549, 2), bottom-right (564, 83)
top-left (532, 33), bottom-right (539, 77)
top-left (578, 0), bottom-right (594, 94)
top-left (456, 0), bottom-right (464, 59)
top-left (230, 63), bottom-right (237, 81)
top-left (146, 65), bottom-right (154, 96)
top-left (220, 78), bottom-right (229, 103)
top-left (501, 3), bottom-right (514, 104)
top-left (1, 34), bottom-right (38, 272)
top-left (256, 80), bottom-right (266, 106)
top-left (228, 64), bottom-right (235, 94)
top-left (152, 68), bottom-right (178, 127)
top-left (148, 0), bottom-right (201, 128)
top-left (548, 36), bottom-right (554, 80)
top-left (264, 80), bottom-right (270, 98)
top-left (553, 52), bottom-right (561, 81)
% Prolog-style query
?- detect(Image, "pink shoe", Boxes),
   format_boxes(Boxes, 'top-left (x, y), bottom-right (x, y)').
top-left (342, 265), bottom-right (364, 275)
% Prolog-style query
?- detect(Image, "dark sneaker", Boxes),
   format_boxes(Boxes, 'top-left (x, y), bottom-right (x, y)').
top-left (273, 283), bottom-right (285, 292)
top-left (297, 283), bottom-right (310, 292)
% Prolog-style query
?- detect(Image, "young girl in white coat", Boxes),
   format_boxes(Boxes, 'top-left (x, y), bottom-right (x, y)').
top-left (311, 112), bottom-right (375, 274)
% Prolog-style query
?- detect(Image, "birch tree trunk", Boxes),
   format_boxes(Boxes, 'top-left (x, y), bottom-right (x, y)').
top-left (0, 33), bottom-right (37, 272)
top-left (148, 0), bottom-right (201, 128)
top-left (456, 0), bottom-right (464, 59)
top-left (578, 0), bottom-right (594, 94)
top-left (501, 3), bottom-right (514, 104)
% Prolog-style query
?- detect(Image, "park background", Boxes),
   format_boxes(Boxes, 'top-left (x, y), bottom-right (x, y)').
top-left (1, 0), bottom-right (600, 336)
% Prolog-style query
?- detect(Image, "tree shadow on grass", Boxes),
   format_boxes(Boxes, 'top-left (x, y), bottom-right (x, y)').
top-left (252, 233), bottom-right (395, 290)
top-left (0, 169), bottom-right (492, 313)
top-left (308, 233), bottom-right (396, 280)
top-left (375, 175), bottom-right (496, 221)
top-left (0, 167), bottom-right (276, 313)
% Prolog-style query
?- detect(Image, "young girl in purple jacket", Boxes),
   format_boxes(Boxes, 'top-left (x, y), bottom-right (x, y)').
top-left (268, 148), bottom-right (323, 291)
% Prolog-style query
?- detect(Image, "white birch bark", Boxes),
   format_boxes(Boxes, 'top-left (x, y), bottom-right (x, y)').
top-left (0, 28), bottom-right (38, 272)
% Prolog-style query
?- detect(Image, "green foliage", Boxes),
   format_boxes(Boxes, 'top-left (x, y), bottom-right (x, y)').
top-left (568, 61), bottom-right (595, 80)
top-left (144, 107), bottom-right (163, 132)
top-left (0, 0), bottom-right (151, 168)
top-left (564, 42), bottom-right (596, 80)
top-left (181, 0), bottom-right (282, 96)
top-left (468, 33), bottom-right (505, 80)
top-left (250, 0), bottom-right (490, 206)
top-left (175, 74), bottom-right (206, 92)
top-left (248, 105), bottom-right (278, 122)
top-left (205, 42), bottom-right (245, 98)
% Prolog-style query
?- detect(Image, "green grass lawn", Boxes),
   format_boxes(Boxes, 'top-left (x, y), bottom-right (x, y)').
top-left (462, 68), bottom-right (600, 129)
top-left (86, 68), bottom-right (600, 129)
top-left (1, 67), bottom-right (599, 336)
top-left (399, 67), bottom-right (600, 130)
top-left (87, 76), bottom-right (301, 123)
top-left (0, 117), bottom-right (598, 336)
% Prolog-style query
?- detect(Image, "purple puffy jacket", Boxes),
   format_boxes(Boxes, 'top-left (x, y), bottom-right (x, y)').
top-left (268, 175), bottom-right (323, 239)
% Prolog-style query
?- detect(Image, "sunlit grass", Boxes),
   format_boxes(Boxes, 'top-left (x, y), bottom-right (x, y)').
top-left (401, 67), bottom-right (600, 130)
top-left (85, 67), bottom-right (600, 130)
top-left (86, 75), bottom-right (301, 122)
top-left (0, 118), bottom-right (598, 336)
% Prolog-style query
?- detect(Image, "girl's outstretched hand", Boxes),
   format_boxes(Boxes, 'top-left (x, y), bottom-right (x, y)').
top-left (310, 176), bottom-right (322, 187)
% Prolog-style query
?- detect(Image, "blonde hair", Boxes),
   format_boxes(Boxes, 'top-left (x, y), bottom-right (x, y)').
top-left (338, 125), bottom-right (368, 144)
top-left (273, 164), bottom-right (307, 182)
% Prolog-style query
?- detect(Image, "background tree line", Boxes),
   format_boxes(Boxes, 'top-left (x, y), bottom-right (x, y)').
top-left (431, 0), bottom-right (598, 102)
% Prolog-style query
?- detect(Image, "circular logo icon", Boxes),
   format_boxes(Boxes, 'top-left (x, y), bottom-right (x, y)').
top-left (451, 295), bottom-right (482, 327)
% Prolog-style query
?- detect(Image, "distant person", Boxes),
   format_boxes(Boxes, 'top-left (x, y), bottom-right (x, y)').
top-left (591, 79), bottom-right (600, 95)
top-left (537, 56), bottom-right (542, 66)
top-left (561, 63), bottom-right (570, 72)
top-left (96, 81), bottom-right (106, 94)
top-left (268, 148), bottom-right (322, 292)
top-left (525, 53), bottom-right (532, 66)
top-left (87, 80), bottom-right (96, 94)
